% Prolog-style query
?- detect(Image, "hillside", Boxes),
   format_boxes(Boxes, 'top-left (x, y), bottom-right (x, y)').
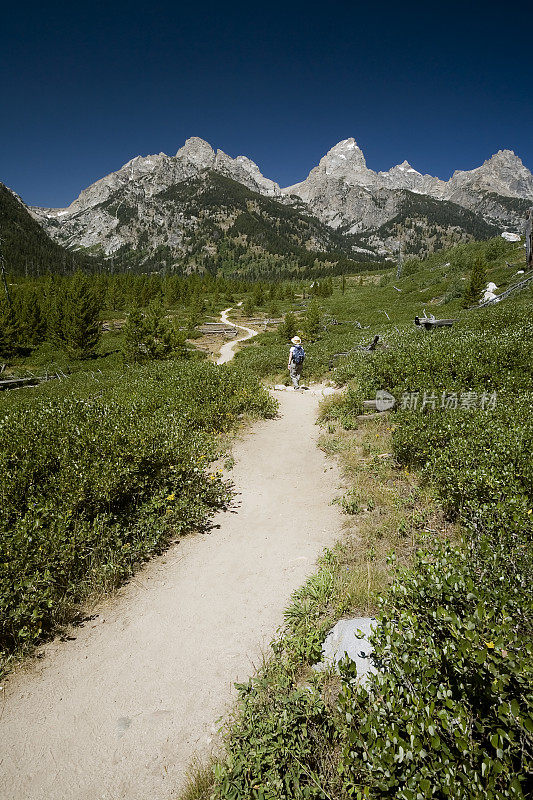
top-left (0, 183), bottom-right (99, 277)
top-left (37, 171), bottom-right (381, 279)
top-left (347, 190), bottom-right (501, 257)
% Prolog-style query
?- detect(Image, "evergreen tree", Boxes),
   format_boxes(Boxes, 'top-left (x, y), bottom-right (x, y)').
top-left (278, 311), bottom-right (298, 342)
top-left (17, 289), bottom-right (46, 346)
top-left (0, 300), bottom-right (19, 358)
top-left (242, 295), bottom-right (255, 317)
top-left (121, 306), bottom-right (148, 363)
top-left (267, 299), bottom-right (279, 318)
top-left (60, 272), bottom-right (101, 358)
top-left (186, 294), bottom-right (204, 332)
top-left (47, 285), bottom-right (66, 347)
top-left (302, 299), bottom-right (322, 342)
top-left (252, 284), bottom-right (265, 307)
top-left (121, 302), bottom-right (187, 363)
top-left (105, 278), bottom-right (125, 312)
top-left (462, 258), bottom-right (487, 307)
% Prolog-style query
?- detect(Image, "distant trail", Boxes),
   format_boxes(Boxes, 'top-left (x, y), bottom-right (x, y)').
top-left (216, 306), bottom-right (258, 364)
top-left (0, 306), bottom-right (344, 800)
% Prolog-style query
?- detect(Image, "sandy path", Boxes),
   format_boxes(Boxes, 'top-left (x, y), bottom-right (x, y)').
top-left (216, 307), bottom-right (258, 365)
top-left (0, 387), bottom-right (343, 800)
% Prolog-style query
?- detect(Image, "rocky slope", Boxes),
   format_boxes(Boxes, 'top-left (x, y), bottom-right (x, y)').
top-left (25, 136), bottom-right (533, 270)
top-left (283, 139), bottom-right (532, 254)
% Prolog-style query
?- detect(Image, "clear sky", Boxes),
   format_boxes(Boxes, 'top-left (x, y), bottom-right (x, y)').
top-left (1, 0), bottom-right (532, 208)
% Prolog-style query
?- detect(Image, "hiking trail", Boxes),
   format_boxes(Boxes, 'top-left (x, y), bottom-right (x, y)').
top-left (0, 310), bottom-right (344, 800)
top-left (216, 306), bottom-right (258, 364)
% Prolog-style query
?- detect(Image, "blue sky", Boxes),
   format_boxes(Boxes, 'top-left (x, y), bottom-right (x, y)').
top-left (1, 0), bottom-right (532, 207)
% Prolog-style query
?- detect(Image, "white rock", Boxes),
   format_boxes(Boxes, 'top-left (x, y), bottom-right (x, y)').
top-left (481, 290), bottom-right (498, 303)
top-left (313, 617), bottom-right (378, 685)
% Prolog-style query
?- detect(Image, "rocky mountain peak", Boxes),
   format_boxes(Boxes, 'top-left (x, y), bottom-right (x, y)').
top-left (395, 160), bottom-right (419, 172)
top-left (175, 137), bottom-right (216, 169)
top-left (488, 148), bottom-right (519, 163)
top-left (26, 135), bottom-right (533, 267)
top-left (449, 148), bottom-right (533, 199)
top-left (318, 138), bottom-right (368, 177)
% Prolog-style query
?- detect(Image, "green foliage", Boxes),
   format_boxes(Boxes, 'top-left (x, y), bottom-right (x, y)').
top-left (0, 300), bottom-right (19, 358)
top-left (278, 311), bottom-right (298, 342)
top-left (332, 295), bottom-right (533, 798)
top-left (15, 287), bottom-right (46, 346)
top-left (242, 295), bottom-right (255, 317)
top-left (219, 251), bottom-right (532, 799)
top-left (53, 272), bottom-right (101, 358)
top-left (121, 301), bottom-right (187, 363)
top-left (302, 299), bottom-right (322, 342)
top-left (463, 257), bottom-right (488, 307)
top-left (215, 681), bottom-right (338, 800)
top-left (0, 182), bottom-right (101, 277)
top-left (0, 361), bottom-right (276, 667)
top-left (340, 543), bottom-right (532, 798)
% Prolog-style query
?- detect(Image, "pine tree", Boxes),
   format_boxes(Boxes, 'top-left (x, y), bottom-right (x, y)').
top-left (121, 306), bottom-right (149, 363)
top-left (302, 299), bottom-right (322, 342)
top-left (0, 300), bottom-right (19, 358)
top-left (186, 294), bottom-right (204, 332)
top-left (242, 295), bottom-right (255, 317)
top-left (17, 289), bottom-right (46, 346)
top-left (47, 285), bottom-right (66, 347)
top-left (278, 311), bottom-right (298, 342)
top-left (462, 258), bottom-right (487, 307)
top-left (121, 302), bottom-right (187, 363)
top-left (60, 272), bottom-right (101, 358)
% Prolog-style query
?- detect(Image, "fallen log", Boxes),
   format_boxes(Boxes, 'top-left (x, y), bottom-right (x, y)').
top-left (415, 315), bottom-right (457, 330)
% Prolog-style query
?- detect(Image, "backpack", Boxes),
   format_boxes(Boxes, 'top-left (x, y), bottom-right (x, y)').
top-left (292, 344), bottom-right (305, 365)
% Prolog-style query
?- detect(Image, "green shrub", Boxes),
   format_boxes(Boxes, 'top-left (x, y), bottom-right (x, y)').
top-left (0, 361), bottom-right (276, 666)
top-left (332, 295), bottom-right (533, 797)
top-left (340, 542), bottom-right (532, 799)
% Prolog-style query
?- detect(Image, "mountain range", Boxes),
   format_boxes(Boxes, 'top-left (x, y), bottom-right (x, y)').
top-left (6, 137), bottom-right (533, 276)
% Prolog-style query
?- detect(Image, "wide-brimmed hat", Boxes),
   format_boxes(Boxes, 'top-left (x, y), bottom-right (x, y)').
top-left (291, 336), bottom-right (301, 344)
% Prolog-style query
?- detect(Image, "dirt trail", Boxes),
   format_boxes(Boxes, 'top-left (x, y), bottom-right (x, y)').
top-left (0, 318), bottom-right (344, 800)
top-left (216, 306), bottom-right (258, 365)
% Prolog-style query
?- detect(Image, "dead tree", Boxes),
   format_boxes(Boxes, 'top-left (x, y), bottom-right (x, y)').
top-left (526, 208), bottom-right (533, 270)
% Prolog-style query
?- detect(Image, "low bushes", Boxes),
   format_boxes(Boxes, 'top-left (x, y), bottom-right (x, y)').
top-left (0, 361), bottom-right (276, 667)
top-left (340, 542), bottom-right (532, 799)
top-left (332, 296), bottom-right (533, 797)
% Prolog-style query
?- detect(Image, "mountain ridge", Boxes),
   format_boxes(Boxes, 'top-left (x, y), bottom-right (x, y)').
top-left (17, 136), bottom-right (533, 271)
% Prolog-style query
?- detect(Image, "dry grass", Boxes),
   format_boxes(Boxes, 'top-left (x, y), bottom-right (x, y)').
top-left (176, 755), bottom-right (217, 800)
top-left (318, 411), bottom-right (455, 616)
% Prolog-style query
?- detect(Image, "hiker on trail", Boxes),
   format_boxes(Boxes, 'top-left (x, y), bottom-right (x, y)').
top-left (288, 336), bottom-right (305, 389)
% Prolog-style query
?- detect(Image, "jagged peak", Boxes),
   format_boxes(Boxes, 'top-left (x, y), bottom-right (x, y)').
top-left (175, 137), bottom-right (215, 161)
top-left (483, 149), bottom-right (524, 168)
top-left (390, 160), bottom-right (420, 174)
top-left (490, 148), bottom-right (517, 159)
top-left (330, 137), bottom-right (359, 150)
top-left (318, 138), bottom-right (368, 176)
top-left (325, 138), bottom-right (365, 158)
